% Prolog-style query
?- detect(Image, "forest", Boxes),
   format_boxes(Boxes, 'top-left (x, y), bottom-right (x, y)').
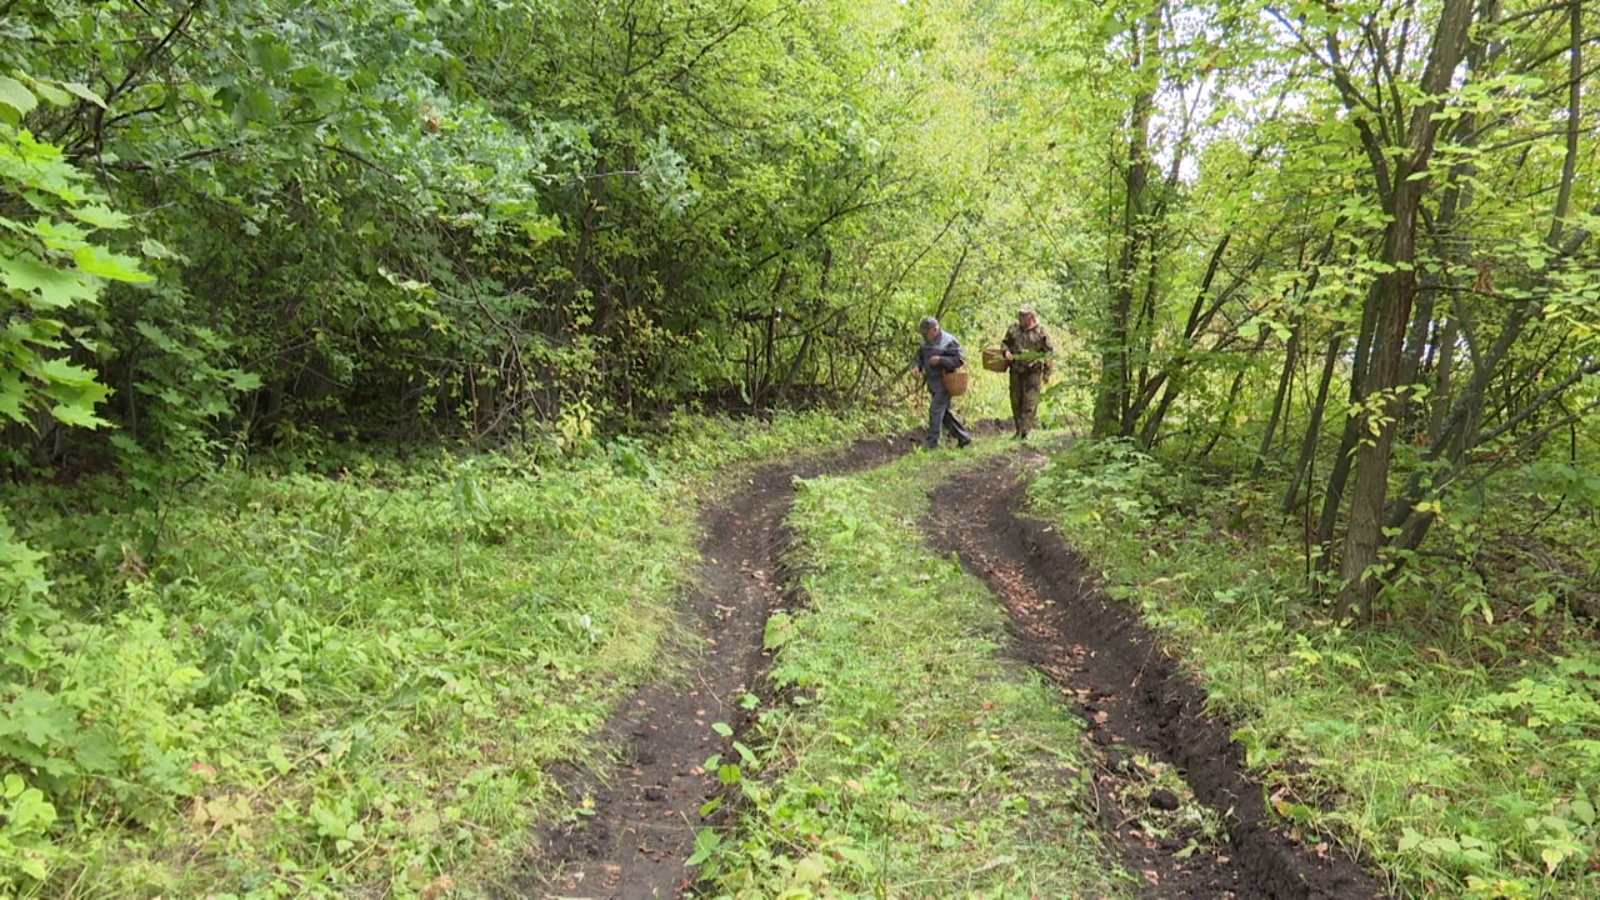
top-left (2, 0), bottom-right (1598, 896)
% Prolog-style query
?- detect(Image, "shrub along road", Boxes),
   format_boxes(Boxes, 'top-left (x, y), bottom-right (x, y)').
top-left (530, 437), bottom-right (1388, 898)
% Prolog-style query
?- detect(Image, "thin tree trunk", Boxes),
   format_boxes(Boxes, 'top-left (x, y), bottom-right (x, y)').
top-left (1315, 295), bottom-right (1378, 570)
top-left (1128, 232), bottom-right (1231, 440)
top-left (1336, 0), bottom-right (1476, 616)
top-left (1196, 342), bottom-right (1261, 464)
top-left (1547, 0), bottom-right (1583, 249)
top-left (1254, 322), bottom-right (1300, 478)
top-left (1283, 329), bottom-right (1344, 515)
top-left (1427, 314), bottom-right (1459, 442)
top-left (1094, 0), bottom-right (1162, 438)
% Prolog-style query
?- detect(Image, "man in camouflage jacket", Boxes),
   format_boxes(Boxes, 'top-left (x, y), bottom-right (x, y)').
top-left (1002, 305), bottom-right (1055, 439)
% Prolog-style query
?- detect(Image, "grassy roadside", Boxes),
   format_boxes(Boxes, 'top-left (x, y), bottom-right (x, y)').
top-left (0, 411), bottom-right (892, 899)
top-left (1027, 439), bottom-right (1600, 900)
top-left (696, 444), bottom-right (1134, 899)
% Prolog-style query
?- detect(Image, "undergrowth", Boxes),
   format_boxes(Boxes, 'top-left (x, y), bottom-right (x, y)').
top-left (696, 447), bottom-right (1133, 898)
top-left (1029, 438), bottom-right (1600, 900)
top-left (0, 410), bottom-right (885, 898)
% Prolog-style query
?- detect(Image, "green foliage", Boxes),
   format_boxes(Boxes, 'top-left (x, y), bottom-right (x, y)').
top-left (0, 0), bottom-right (1077, 472)
top-left (0, 773), bottom-right (57, 885)
top-left (1031, 439), bottom-right (1198, 528)
top-left (699, 449), bottom-right (1132, 898)
top-left (0, 79), bottom-right (143, 439)
top-left (1031, 441), bottom-right (1600, 898)
top-left (0, 412), bottom-right (895, 895)
top-left (0, 446), bottom-right (701, 895)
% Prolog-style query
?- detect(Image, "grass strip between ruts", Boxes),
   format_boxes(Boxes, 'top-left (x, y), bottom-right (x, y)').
top-left (695, 446), bottom-right (1134, 899)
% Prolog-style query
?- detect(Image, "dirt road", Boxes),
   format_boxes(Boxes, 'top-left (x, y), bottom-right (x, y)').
top-left (530, 443), bottom-right (1387, 899)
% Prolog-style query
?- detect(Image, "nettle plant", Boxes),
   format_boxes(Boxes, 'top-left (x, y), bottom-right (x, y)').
top-left (1031, 438), bottom-right (1195, 527)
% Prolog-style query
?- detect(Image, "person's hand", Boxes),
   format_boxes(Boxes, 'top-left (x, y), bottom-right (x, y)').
top-left (929, 355), bottom-right (942, 366)
top-left (1004, 350), bottom-right (1013, 360)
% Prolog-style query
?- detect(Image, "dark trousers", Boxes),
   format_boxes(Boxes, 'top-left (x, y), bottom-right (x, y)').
top-left (927, 389), bottom-right (971, 448)
top-left (1009, 371), bottom-right (1043, 436)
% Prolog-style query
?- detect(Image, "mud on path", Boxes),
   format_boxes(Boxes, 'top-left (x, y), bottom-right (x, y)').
top-left (525, 433), bottom-right (914, 899)
top-left (930, 454), bottom-right (1389, 900)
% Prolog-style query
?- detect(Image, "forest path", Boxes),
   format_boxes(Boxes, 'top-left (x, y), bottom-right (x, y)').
top-left (528, 436), bottom-right (1388, 899)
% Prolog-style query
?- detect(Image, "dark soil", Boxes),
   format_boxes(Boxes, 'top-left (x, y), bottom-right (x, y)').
top-left (521, 432), bottom-right (915, 899)
top-left (929, 452), bottom-right (1390, 900)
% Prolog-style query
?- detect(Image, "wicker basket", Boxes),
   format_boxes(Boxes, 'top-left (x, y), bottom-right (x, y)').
top-left (981, 348), bottom-right (1009, 373)
top-left (942, 370), bottom-right (970, 396)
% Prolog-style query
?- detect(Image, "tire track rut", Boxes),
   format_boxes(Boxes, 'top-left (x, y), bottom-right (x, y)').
top-left (930, 454), bottom-right (1388, 899)
top-left (526, 438), bottom-right (1388, 899)
top-left (525, 434), bottom-right (913, 898)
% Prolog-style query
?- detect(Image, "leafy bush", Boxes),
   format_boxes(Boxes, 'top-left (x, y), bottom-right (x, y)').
top-left (1031, 438), bottom-right (1197, 527)
top-left (0, 79), bottom-right (147, 447)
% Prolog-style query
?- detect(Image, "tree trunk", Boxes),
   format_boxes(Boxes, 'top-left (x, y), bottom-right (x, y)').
top-left (1283, 329), bottom-right (1344, 516)
top-left (1427, 314), bottom-right (1459, 443)
top-left (1315, 295), bottom-right (1378, 570)
top-left (1337, 231), bottom-right (1417, 615)
top-left (1335, 0), bottom-right (1476, 616)
top-left (1094, 0), bottom-right (1162, 438)
top-left (1253, 322), bottom-right (1299, 478)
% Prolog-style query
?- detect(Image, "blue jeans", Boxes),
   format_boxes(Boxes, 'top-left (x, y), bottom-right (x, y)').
top-left (926, 388), bottom-right (971, 448)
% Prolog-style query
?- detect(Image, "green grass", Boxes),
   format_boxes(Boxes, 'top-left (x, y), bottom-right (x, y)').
top-left (2, 453), bottom-right (693, 899)
top-left (0, 410), bottom-right (894, 899)
top-left (697, 442), bottom-right (1133, 899)
top-left (1028, 438), bottom-right (1600, 900)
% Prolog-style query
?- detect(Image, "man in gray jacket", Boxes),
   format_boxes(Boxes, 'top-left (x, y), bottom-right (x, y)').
top-left (912, 316), bottom-right (973, 450)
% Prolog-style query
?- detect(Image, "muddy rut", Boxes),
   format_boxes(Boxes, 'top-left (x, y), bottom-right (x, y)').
top-left (526, 434), bottom-right (914, 898)
top-left (929, 454), bottom-right (1388, 900)
top-left (527, 442), bottom-right (1388, 899)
